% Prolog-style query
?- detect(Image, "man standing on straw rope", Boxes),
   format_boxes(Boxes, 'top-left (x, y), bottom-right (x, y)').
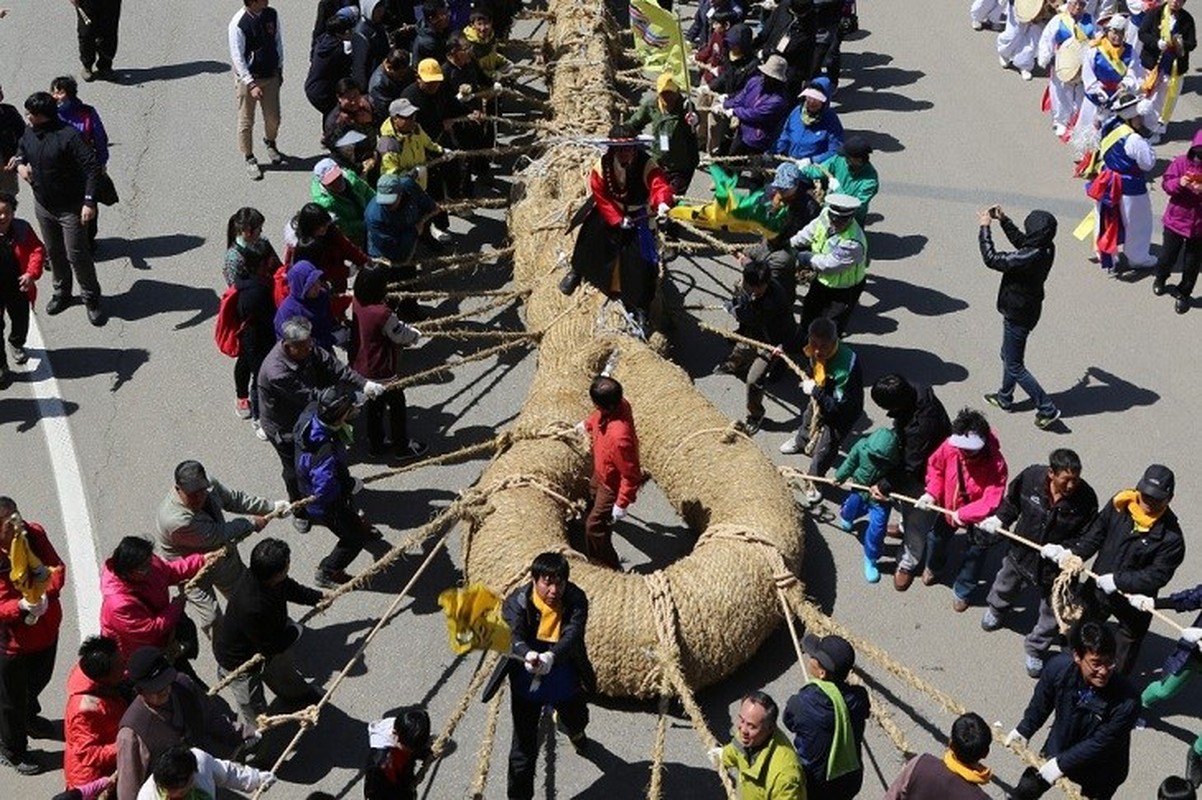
top-left (576, 376), bottom-right (642, 571)
top-left (1005, 620), bottom-right (1140, 800)
top-left (482, 552), bottom-right (596, 800)
top-left (712, 690), bottom-right (805, 799)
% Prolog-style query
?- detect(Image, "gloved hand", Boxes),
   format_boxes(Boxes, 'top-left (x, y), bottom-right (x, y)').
top-left (801, 378), bottom-right (816, 395)
top-left (612, 505), bottom-right (627, 522)
top-left (1180, 627), bottom-right (1202, 645)
top-left (1038, 757), bottom-right (1062, 784)
top-left (364, 381), bottom-right (386, 399)
top-left (524, 650), bottom-right (540, 674)
top-left (536, 651), bottom-right (555, 675)
top-left (828, 177), bottom-right (841, 192)
top-left (794, 157), bottom-right (812, 168)
top-left (19, 595), bottom-right (48, 617)
top-left (795, 251), bottom-right (814, 268)
top-left (656, 202), bottom-right (671, 221)
top-left (1158, 38), bottom-right (1169, 50)
top-left (978, 515), bottom-right (1002, 534)
top-left (352, 478), bottom-right (365, 495)
top-left (1012, 766), bottom-right (1052, 799)
top-left (914, 492), bottom-right (935, 511)
top-left (620, 216), bottom-right (634, 229)
top-left (1004, 728), bottom-right (1027, 748)
top-left (260, 772), bottom-right (277, 791)
top-left (442, 148), bottom-right (458, 159)
top-left (1096, 573), bottom-right (1117, 594)
top-left (707, 746), bottom-right (724, 766)
top-left (685, 110), bottom-right (699, 127)
top-left (273, 500), bottom-right (292, 518)
top-left (574, 421), bottom-right (586, 437)
top-left (1039, 543), bottom-right (1068, 565)
top-left (1126, 593), bottom-right (1154, 612)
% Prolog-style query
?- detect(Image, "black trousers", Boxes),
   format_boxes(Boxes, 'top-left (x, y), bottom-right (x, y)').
top-left (0, 287), bottom-right (29, 355)
top-left (269, 437), bottom-right (306, 517)
top-left (316, 499), bottom-right (370, 574)
top-left (800, 278), bottom-right (866, 337)
top-left (77, 0), bottom-right (123, 71)
top-left (1080, 582), bottom-right (1152, 675)
top-left (507, 688), bottom-right (588, 800)
top-left (364, 390), bottom-right (408, 454)
top-left (0, 642), bottom-right (57, 758)
top-left (1155, 227), bottom-right (1202, 298)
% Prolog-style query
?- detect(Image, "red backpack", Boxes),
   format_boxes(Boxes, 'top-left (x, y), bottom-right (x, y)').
top-left (214, 285), bottom-right (245, 358)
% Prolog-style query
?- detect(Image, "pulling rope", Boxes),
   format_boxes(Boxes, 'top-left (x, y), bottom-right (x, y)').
top-left (693, 321), bottom-right (807, 380)
top-left (419, 290), bottom-right (530, 330)
top-left (383, 337), bottom-right (537, 392)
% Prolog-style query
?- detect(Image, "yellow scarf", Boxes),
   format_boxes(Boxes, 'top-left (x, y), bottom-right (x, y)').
top-left (1093, 36), bottom-right (1129, 78)
top-left (804, 343), bottom-right (827, 384)
top-left (531, 590), bottom-right (562, 643)
top-left (942, 750), bottom-right (992, 784)
top-left (8, 529), bottom-right (50, 604)
top-left (1113, 489), bottom-right (1164, 533)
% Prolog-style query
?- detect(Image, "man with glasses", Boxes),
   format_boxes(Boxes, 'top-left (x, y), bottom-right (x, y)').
top-left (1005, 621), bottom-right (1140, 799)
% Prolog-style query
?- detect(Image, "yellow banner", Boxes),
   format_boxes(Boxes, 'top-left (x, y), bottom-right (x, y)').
top-left (629, 0), bottom-right (690, 92)
top-left (437, 584), bottom-right (512, 655)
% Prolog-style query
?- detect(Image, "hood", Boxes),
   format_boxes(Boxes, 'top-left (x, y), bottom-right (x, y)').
top-left (863, 427), bottom-right (900, 463)
top-left (809, 76), bottom-right (833, 101)
top-left (360, 0), bottom-right (383, 22)
top-left (1189, 128), bottom-right (1202, 160)
top-left (727, 23), bottom-right (753, 54)
top-left (286, 260), bottom-right (325, 299)
top-left (368, 717), bottom-right (397, 749)
top-left (1022, 210), bottom-right (1057, 248)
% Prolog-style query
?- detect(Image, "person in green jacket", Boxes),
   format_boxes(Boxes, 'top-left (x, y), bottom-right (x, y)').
top-left (833, 426), bottom-right (901, 583)
top-left (310, 158), bottom-right (375, 247)
top-left (805, 136), bottom-right (878, 225)
top-left (716, 692), bottom-right (807, 800)
top-left (625, 73), bottom-right (700, 194)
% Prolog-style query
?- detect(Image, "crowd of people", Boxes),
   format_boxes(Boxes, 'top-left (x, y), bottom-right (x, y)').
top-left (0, 0), bottom-right (1200, 799)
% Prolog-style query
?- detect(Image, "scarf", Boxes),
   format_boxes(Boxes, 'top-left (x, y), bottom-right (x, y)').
top-left (802, 108), bottom-right (819, 126)
top-left (531, 590), bottom-right (562, 643)
top-left (942, 749), bottom-right (992, 784)
top-left (8, 525), bottom-right (50, 604)
top-left (1093, 36), bottom-right (1129, 79)
top-left (810, 679), bottom-right (860, 781)
top-left (804, 342), bottom-right (853, 399)
top-left (1113, 489), bottom-right (1164, 533)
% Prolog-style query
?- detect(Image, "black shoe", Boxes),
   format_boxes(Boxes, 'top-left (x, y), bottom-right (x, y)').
top-left (0, 749), bottom-right (44, 775)
top-left (26, 716), bottom-right (57, 740)
top-left (0, 367), bottom-right (11, 390)
top-left (983, 393), bottom-right (1013, 412)
top-left (1187, 746), bottom-right (1202, 789)
top-left (743, 412), bottom-right (764, 435)
top-left (45, 294), bottom-right (72, 315)
top-left (1176, 296), bottom-right (1191, 314)
top-left (10, 344), bottom-right (27, 365)
top-left (85, 301), bottom-right (107, 327)
top-left (1152, 278), bottom-right (1168, 296)
top-left (558, 270), bottom-right (581, 295)
top-left (81, 66), bottom-right (95, 82)
top-left (292, 515), bottom-right (311, 534)
top-left (1034, 408), bottom-right (1062, 429)
top-left (314, 568), bottom-right (352, 589)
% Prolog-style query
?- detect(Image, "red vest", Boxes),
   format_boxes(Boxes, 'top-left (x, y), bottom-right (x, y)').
top-left (352, 300), bottom-right (396, 380)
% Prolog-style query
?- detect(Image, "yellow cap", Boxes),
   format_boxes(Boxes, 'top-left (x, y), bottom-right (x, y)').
top-left (417, 58), bottom-right (444, 82)
top-left (656, 73), bottom-right (679, 94)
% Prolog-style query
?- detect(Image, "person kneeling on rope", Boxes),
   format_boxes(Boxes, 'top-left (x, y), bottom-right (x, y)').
top-left (295, 385), bottom-right (384, 589)
top-left (1005, 620), bottom-right (1140, 800)
top-left (575, 376), bottom-right (641, 571)
top-left (364, 707), bottom-right (432, 800)
top-left (710, 691), bottom-right (805, 800)
top-left (481, 552), bottom-right (597, 800)
top-left (560, 125), bottom-right (675, 335)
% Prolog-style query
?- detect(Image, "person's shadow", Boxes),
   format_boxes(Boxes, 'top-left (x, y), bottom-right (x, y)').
top-left (97, 233), bottom-right (206, 269)
top-left (105, 278), bottom-right (220, 329)
top-left (37, 345), bottom-right (150, 392)
top-left (113, 60), bottom-right (230, 85)
top-left (1049, 366), bottom-right (1160, 418)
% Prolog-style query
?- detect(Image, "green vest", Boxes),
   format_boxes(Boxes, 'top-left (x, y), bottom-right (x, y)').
top-left (812, 216), bottom-right (868, 289)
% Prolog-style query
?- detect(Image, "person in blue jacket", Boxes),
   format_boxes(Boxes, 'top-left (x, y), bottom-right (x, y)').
top-left (773, 77), bottom-right (843, 166)
top-left (274, 260), bottom-right (339, 351)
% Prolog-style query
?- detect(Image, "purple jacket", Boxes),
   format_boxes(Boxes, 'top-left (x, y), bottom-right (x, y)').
top-left (1161, 129), bottom-right (1202, 239)
top-left (724, 74), bottom-right (789, 153)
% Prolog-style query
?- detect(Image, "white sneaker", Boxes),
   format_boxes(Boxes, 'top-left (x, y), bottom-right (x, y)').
top-left (779, 437), bottom-right (800, 455)
top-left (1020, 69), bottom-right (1033, 81)
top-left (971, 19), bottom-right (984, 30)
top-left (1053, 123), bottom-right (1066, 137)
top-left (252, 420), bottom-right (267, 441)
top-left (429, 225), bottom-right (452, 243)
top-left (803, 485), bottom-right (822, 506)
top-left (999, 55), bottom-right (1009, 68)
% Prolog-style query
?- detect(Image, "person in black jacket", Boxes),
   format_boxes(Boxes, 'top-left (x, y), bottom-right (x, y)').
top-left (411, 0), bottom-right (452, 65)
top-left (15, 91), bottom-right (103, 325)
top-left (352, 0), bottom-right (391, 94)
top-left (75, 0), bottom-right (123, 81)
top-left (977, 449), bottom-right (1099, 678)
top-left (363, 707), bottom-right (431, 800)
top-left (305, 11), bottom-right (356, 116)
top-left (1044, 464), bottom-right (1187, 675)
top-left (866, 373), bottom-right (952, 592)
top-left (0, 85), bottom-right (24, 197)
top-left (1138, 0), bottom-right (1196, 136)
top-left (212, 538), bottom-right (324, 729)
top-left (481, 552), bottom-right (596, 800)
top-left (1006, 621), bottom-right (1140, 800)
top-left (978, 205), bottom-right (1060, 429)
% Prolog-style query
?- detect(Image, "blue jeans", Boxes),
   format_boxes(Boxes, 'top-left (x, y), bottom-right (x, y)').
top-left (841, 492), bottom-right (891, 562)
top-left (952, 540), bottom-right (992, 602)
top-left (998, 318), bottom-right (1056, 415)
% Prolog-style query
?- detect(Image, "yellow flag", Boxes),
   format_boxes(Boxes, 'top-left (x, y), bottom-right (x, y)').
top-left (629, 0), bottom-right (690, 92)
top-left (1073, 208), bottom-right (1097, 241)
top-left (437, 584), bottom-right (512, 655)
top-left (9, 531), bottom-right (51, 604)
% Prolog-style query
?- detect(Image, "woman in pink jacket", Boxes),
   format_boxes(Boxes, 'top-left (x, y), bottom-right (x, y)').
top-left (98, 537), bottom-right (206, 684)
top-left (913, 408), bottom-right (1008, 613)
top-left (1152, 129), bottom-right (1202, 314)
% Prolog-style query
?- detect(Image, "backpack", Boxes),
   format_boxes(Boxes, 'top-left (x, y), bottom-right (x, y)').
top-left (214, 285), bottom-right (245, 358)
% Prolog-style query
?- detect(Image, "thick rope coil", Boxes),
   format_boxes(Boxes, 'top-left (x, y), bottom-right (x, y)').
top-left (255, 704), bottom-right (320, 734)
top-left (1052, 555), bottom-right (1087, 633)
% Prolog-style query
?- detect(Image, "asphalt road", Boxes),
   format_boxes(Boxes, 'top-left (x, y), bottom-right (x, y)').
top-left (1, 1), bottom-right (1200, 798)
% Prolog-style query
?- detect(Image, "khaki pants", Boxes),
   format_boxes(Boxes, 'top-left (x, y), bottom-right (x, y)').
top-left (219, 646), bottom-right (314, 729)
top-left (235, 75), bottom-right (281, 158)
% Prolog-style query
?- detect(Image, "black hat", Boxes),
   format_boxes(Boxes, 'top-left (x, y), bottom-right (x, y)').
top-left (802, 633), bottom-right (855, 680)
top-left (174, 460), bottom-right (210, 493)
top-left (1137, 464), bottom-right (1175, 501)
top-left (127, 646), bottom-right (177, 693)
top-left (317, 386), bottom-right (355, 425)
top-left (840, 136), bottom-right (873, 159)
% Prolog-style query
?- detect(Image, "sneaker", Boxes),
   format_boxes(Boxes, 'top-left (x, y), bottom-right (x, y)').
top-left (10, 344), bottom-right (27, 365)
top-left (81, 66), bottom-right (95, 82)
top-left (558, 270), bottom-right (582, 295)
top-left (1152, 278), bottom-right (1168, 296)
top-left (980, 607), bottom-right (1003, 632)
top-left (252, 420), bottom-right (268, 441)
top-left (1020, 69), bottom-right (1033, 81)
top-left (971, 19), bottom-right (984, 29)
top-left (0, 749), bottom-right (43, 775)
top-left (428, 224), bottom-right (452, 244)
top-left (235, 398), bottom-right (252, 419)
top-left (245, 157), bottom-right (263, 181)
top-left (999, 55), bottom-right (1010, 69)
top-left (45, 294), bottom-right (72, 315)
top-left (1053, 123), bottom-right (1066, 137)
top-left (1034, 408), bottom-right (1061, 429)
top-left (838, 517), bottom-right (854, 533)
top-left (397, 439), bottom-right (429, 460)
top-left (802, 484), bottom-right (822, 507)
top-left (314, 568), bottom-right (352, 589)
top-left (1025, 654), bottom-right (1044, 678)
top-left (779, 436), bottom-right (800, 454)
top-left (983, 392), bottom-right (1013, 412)
top-left (85, 302), bottom-right (107, 327)
top-left (292, 516), bottom-right (312, 534)
top-left (863, 556), bottom-right (880, 583)
top-left (743, 412), bottom-right (764, 435)
top-left (263, 139), bottom-right (285, 164)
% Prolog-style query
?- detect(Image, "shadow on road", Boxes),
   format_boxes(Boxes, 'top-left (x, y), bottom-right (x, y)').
top-left (98, 233), bottom-right (206, 269)
top-left (106, 278), bottom-right (219, 329)
top-left (1050, 366), bottom-right (1160, 418)
top-left (0, 396), bottom-right (80, 431)
top-left (43, 345), bottom-right (150, 391)
top-left (113, 60), bottom-right (229, 84)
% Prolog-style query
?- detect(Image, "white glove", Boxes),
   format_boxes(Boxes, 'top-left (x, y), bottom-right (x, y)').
top-left (707, 746), bottom-right (724, 766)
top-left (1126, 593), bottom-right (1154, 613)
top-left (611, 505), bottom-right (627, 522)
top-left (352, 477), bottom-right (365, 495)
top-left (536, 651), bottom-right (555, 675)
top-left (1004, 728), bottom-right (1027, 748)
top-left (1180, 627), bottom-right (1202, 645)
top-left (442, 148), bottom-right (458, 159)
top-left (914, 492), bottom-right (935, 511)
top-left (364, 381), bottom-right (386, 399)
top-left (1159, 38), bottom-right (1168, 50)
top-left (1040, 543), bottom-right (1069, 565)
top-left (828, 177), bottom-right (841, 192)
top-left (801, 378), bottom-right (816, 395)
top-left (260, 772), bottom-right (277, 791)
top-left (620, 216), bottom-right (633, 229)
top-left (408, 327), bottom-right (424, 342)
top-left (656, 202), bottom-right (671, 221)
top-left (493, 81), bottom-right (503, 92)
top-left (18, 595), bottom-right (48, 616)
top-left (1096, 573), bottom-right (1117, 594)
top-left (1039, 757), bottom-right (1063, 784)
top-left (794, 157), bottom-right (812, 168)
top-left (524, 650), bottom-right (540, 673)
top-left (273, 500), bottom-right (291, 518)
top-left (978, 515), bottom-right (1002, 534)
top-left (573, 421), bottom-right (586, 437)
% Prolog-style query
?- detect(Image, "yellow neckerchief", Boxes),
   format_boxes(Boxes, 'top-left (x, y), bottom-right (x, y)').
top-left (1113, 489), bottom-right (1164, 533)
top-left (942, 750), bottom-right (992, 784)
top-left (804, 342), bottom-right (835, 384)
top-left (531, 589), bottom-right (562, 642)
top-left (1093, 35), bottom-right (1129, 77)
top-left (1058, 11), bottom-right (1087, 42)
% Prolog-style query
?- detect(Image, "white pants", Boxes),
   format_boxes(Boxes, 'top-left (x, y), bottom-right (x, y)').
top-left (1048, 77), bottom-right (1084, 126)
top-left (998, 5), bottom-right (1039, 71)
top-left (1097, 192), bottom-right (1155, 267)
top-left (971, 0), bottom-right (1006, 25)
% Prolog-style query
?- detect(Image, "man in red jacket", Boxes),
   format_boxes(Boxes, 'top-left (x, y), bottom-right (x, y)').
top-left (64, 635), bottom-right (129, 790)
top-left (0, 496), bottom-right (65, 775)
top-left (576, 376), bottom-right (641, 570)
top-left (0, 191), bottom-right (45, 388)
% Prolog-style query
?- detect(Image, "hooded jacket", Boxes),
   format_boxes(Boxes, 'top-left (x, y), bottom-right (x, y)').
top-left (98, 553), bottom-right (206, 660)
top-left (878, 384), bottom-right (952, 497)
top-left (773, 79), bottom-right (843, 163)
top-left (306, 31), bottom-right (353, 114)
top-left (310, 169), bottom-right (376, 247)
top-left (64, 662), bottom-right (130, 789)
top-left (585, 398), bottom-right (642, 509)
top-left (711, 25), bottom-right (760, 96)
top-left (1161, 130), bottom-right (1202, 240)
top-left (978, 210), bottom-right (1056, 330)
top-left (834, 427), bottom-right (901, 489)
top-left (294, 403), bottom-right (353, 519)
top-left (352, 0), bottom-right (390, 90)
top-left (17, 117), bottom-right (100, 213)
top-left (725, 74), bottom-right (791, 152)
top-left (924, 430), bottom-right (1008, 528)
top-left (273, 260), bottom-right (338, 350)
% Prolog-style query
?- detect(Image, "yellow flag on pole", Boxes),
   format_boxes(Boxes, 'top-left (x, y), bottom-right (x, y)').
top-left (437, 584), bottom-right (512, 655)
top-left (1073, 208), bottom-right (1097, 241)
top-left (629, 0), bottom-right (690, 92)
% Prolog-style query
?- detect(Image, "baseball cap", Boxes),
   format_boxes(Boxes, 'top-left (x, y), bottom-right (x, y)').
top-left (802, 634), bottom-right (855, 681)
top-left (771, 162), bottom-right (801, 192)
top-left (1137, 464), bottom-right (1175, 501)
top-left (656, 73), bottom-right (679, 94)
top-left (313, 157), bottom-right (343, 187)
top-left (376, 174), bottom-right (405, 204)
top-left (388, 98), bottom-right (419, 119)
top-left (417, 58), bottom-right (444, 82)
top-left (174, 460), bottom-right (210, 493)
top-left (128, 647), bottom-right (177, 693)
top-left (800, 86), bottom-right (827, 103)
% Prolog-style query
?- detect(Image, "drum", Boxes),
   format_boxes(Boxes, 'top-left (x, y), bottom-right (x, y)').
top-left (1015, 0), bottom-right (1045, 22)
top-left (1055, 37), bottom-right (1084, 83)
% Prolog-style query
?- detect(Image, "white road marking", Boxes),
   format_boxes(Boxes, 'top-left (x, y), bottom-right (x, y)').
top-left (23, 317), bottom-right (102, 638)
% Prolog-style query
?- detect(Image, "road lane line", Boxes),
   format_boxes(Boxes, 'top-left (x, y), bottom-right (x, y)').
top-left (23, 317), bottom-right (102, 639)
